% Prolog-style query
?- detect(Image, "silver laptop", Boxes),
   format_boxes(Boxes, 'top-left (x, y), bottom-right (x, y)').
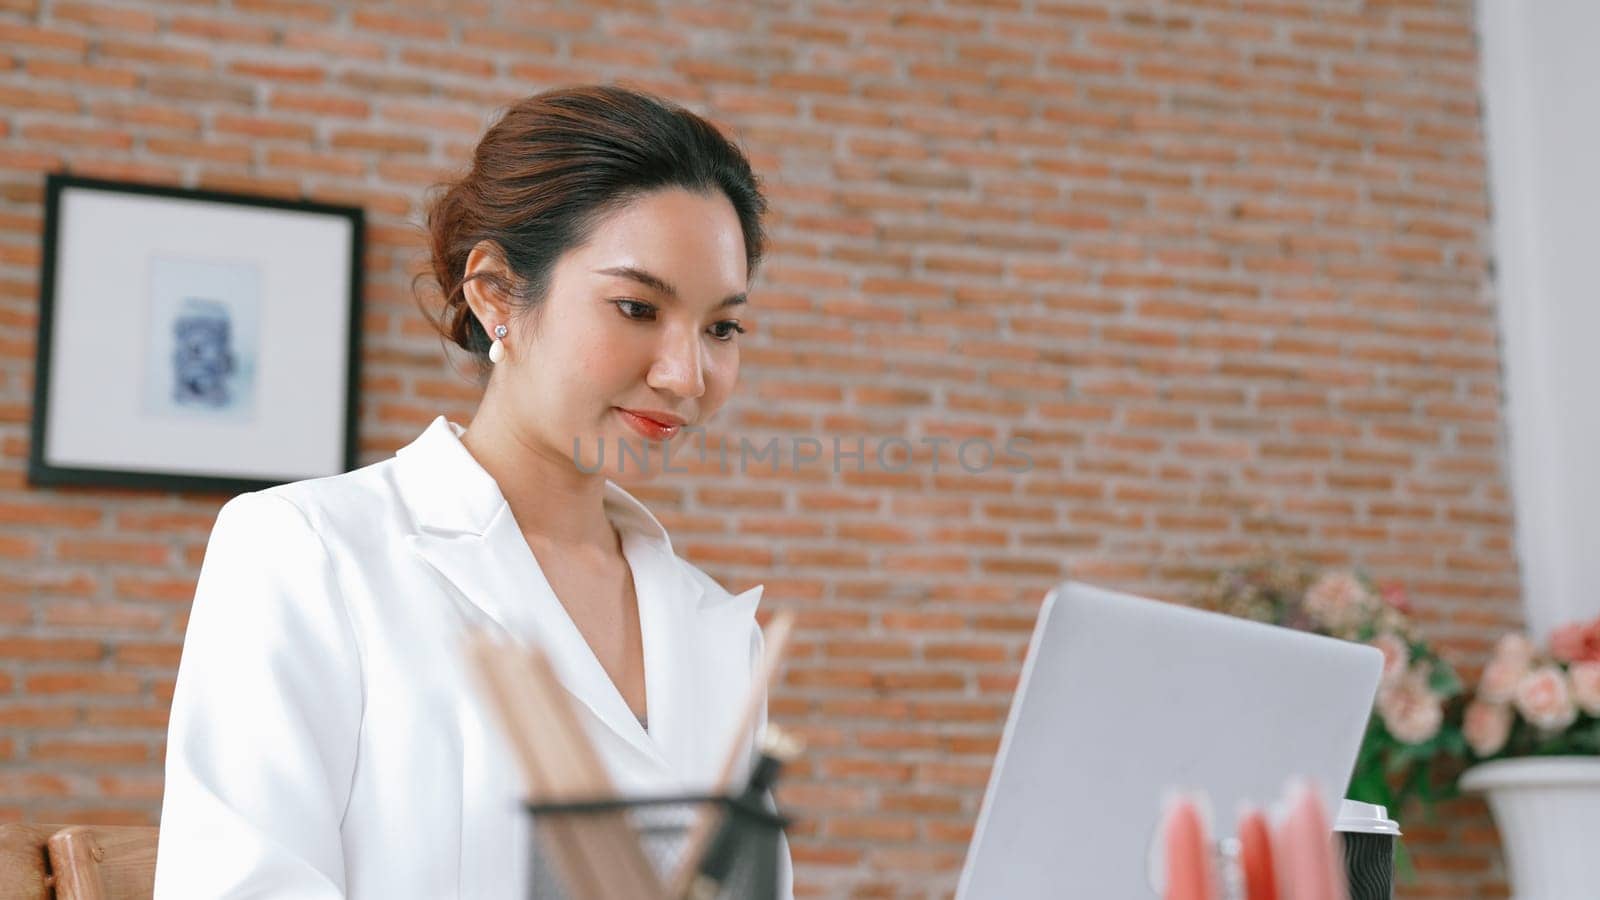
top-left (956, 580), bottom-right (1383, 899)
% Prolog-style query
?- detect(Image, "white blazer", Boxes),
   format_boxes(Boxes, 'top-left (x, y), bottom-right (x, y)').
top-left (154, 416), bottom-right (792, 899)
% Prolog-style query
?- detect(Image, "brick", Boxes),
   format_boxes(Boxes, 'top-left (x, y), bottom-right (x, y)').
top-left (18, 122), bottom-right (131, 152)
top-left (269, 90), bottom-right (369, 119)
top-left (85, 101), bottom-right (200, 132)
top-left (96, 40), bottom-right (211, 69)
top-left (226, 60), bottom-right (325, 84)
top-left (396, 48), bottom-right (489, 78)
top-left (24, 59), bottom-right (137, 89)
top-left (82, 707), bottom-right (168, 729)
top-left (376, 104), bottom-right (485, 136)
top-left (264, 148), bottom-right (366, 178)
top-left (0, 23), bottom-right (89, 54)
top-left (145, 137), bottom-right (252, 165)
top-left (93, 773), bottom-right (163, 800)
top-left (52, 3), bottom-right (157, 32)
top-left (0, 704), bottom-right (79, 728)
top-left (42, 602), bottom-right (165, 630)
top-left (0, 571), bottom-right (98, 598)
top-left (351, 9), bottom-right (449, 40)
top-left (459, 27), bottom-right (558, 55)
top-left (24, 672), bottom-right (141, 695)
top-left (55, 539), bottom-right (168, 566)
top-left (170, 15), bottom-right (276, 44)
top-left (328, 130), bottom-right (429, 155)
top-left (194, 172), bottom-right (300, 200)
top-left (280, 30), bottom-right (386, 60)
top-left (26, 807), bottom-right (153, 826)
top-left (343, 69), bottom-right (435, 97)
top-left (0, 637), bottom-right (102, 661)
top-left (827, 816), bottom-right (916, 842)
top-left (143, 74), bottom-right (254, 106)
top-left (0, 533), bottom-right (38, 557)
top-left (0, 772), bottom-right (74, 797)
top-left (0, 85), bottom-right (79, 113)
top-left (113, 642), bottom-right (182, 667)
top-left (233, 0), bottom-right (335, 22)
top-left (112, 509), bottom-right (221, 533)
top-left (31, 740), bottom-right (149, 764)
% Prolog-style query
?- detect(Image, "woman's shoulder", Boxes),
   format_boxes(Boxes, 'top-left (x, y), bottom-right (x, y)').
top-left (213, 457), bottom-right (401, 542)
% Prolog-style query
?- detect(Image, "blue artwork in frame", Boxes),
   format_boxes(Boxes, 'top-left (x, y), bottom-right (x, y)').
top-left (28, 173), bottom-right (364, 494)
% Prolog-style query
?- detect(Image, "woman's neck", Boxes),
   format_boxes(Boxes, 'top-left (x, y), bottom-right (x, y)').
top-left (458, 408), bottom-right (615, 552)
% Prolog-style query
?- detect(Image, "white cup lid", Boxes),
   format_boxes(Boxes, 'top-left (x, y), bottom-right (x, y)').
top-left (1335, 799), bottom-right (1401, 835)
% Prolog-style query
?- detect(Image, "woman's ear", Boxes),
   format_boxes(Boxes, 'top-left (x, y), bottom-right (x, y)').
top-left (461, 239), bottom-right (514, 336)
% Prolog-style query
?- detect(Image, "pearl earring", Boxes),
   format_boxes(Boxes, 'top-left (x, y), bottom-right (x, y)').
top-left (488, 324), bottom-right (507, 364)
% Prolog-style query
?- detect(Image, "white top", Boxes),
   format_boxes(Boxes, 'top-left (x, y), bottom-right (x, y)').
top-left (154, 416), bottom-right (791, 898)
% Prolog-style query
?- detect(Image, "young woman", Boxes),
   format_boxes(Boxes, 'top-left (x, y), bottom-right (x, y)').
top-left (154, 84), bottom-right (790, 899)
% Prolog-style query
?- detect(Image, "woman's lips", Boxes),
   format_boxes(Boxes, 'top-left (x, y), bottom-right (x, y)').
top-left (617, 408), bottom-right (681, 440)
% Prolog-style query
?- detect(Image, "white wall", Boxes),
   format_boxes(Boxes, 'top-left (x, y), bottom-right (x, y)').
top-left (1476, 0), bottom-right (1600, 640)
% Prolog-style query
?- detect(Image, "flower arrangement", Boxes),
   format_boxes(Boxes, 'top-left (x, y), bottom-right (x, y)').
top-left (1461, 614), bottom-right (1600, 760)
top-left (1195, 555), bottom-right (1468, 818)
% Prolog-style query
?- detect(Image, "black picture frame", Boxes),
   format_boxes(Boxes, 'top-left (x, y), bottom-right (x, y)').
top-left (27, 173), bottom-right (364, 495)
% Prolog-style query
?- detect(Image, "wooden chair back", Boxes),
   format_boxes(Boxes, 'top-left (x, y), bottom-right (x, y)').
top-left (45, 825), bottom-right (158, 900)
top-left (0, 823), bottom-right (59, 899)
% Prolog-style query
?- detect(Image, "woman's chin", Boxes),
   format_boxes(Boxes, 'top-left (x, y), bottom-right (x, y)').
top-left (567, 431), bottom-right (677, 482)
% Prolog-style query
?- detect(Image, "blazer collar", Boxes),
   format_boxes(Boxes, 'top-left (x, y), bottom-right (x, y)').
top-left (394, 416), bottom-right (758, 788)
top-left (392, 415), bottom-right (674, 549)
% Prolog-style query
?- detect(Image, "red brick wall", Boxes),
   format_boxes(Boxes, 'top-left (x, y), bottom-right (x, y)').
top-left (0, 1), bottom-right (1514, 896)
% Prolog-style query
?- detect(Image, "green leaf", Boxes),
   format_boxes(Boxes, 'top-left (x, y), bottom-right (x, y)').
top-left (1394, 839), bottom-right (1416, 883)
top-left (1427, 663), bottom-right (1462, 697)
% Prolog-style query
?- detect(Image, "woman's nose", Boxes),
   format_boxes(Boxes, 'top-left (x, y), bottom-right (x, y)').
top-left (646, 326), bottom-right (706, 399)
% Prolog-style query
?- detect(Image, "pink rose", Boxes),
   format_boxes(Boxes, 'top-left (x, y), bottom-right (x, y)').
top-left (1513, 666), bottom-right (1578, 733)
top-left (1549, 618), bottom-right (1600, 664)
top-left (1494, 632), bottom-right (1536, 665)
top-left (1463, 701), bottom-right (1513, 757)
top-left (1478, 633), bottom-right (1535, 703)
top-left (1369, 633), bottom-right (1410, 684)
top-left (1304, 571), bottom-right (1377, 635)
top-left (1379, 583), bottom-right (1412, 614)
top-left (1569, 662), bottom-right (1600, 716)
top-left (1377, 669), bottom-right (1444, 745)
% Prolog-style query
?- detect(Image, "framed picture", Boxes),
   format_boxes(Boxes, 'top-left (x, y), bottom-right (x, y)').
top-left (28, 173), bottom-right (364, 494)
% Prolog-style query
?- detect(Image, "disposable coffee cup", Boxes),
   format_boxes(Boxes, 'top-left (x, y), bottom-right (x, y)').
top-left (1334, 799), bottom-right (1400, 900)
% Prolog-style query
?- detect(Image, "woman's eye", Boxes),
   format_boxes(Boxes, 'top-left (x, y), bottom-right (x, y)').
top-left (710, 321), bottom-right (746, 342)
top-left (614, 299), bottom-right (655, 320)
top-left (614, 300), bottom-right (742, 341)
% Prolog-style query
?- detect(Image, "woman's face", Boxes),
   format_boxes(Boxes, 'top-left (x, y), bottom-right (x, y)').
top-left (487, 187), bottom-right (751, 481)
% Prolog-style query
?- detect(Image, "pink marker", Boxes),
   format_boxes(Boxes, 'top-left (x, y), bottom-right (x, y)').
top-left (1163, 795), bottom-right (1217, 900)
top-left (1272, 783), bottom-right (1349, 900)
top-left (1237, 806), bottom-right (1279, 900)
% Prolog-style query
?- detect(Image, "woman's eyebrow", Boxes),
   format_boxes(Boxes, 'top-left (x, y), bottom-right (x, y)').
top-left (593, 265), bottom-right (747, 308)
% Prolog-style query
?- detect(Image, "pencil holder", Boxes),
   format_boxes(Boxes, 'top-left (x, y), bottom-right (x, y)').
top-left (524, 792), bottom-right (787, 900)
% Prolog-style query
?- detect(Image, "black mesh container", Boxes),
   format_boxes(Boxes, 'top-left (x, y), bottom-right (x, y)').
top-left (524, 793), bottom-right (787, 900)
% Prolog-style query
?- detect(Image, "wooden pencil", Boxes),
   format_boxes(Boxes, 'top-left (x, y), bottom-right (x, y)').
top-left (513, 639), bottom-right (664, 897)
top-left (667, 611), bottom-right (797, 898)
top-left (468, 632), bottom-right (665, 899)
top-left (469, 636), bottom-right (605, 898)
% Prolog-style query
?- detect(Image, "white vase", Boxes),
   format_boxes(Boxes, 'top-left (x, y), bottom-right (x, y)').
top-left (1460, 757), bottom-right (1600, 900)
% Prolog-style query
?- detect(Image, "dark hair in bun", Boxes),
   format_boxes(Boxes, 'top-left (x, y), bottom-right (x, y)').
top-left (419, 84), bottom-right (768, 374)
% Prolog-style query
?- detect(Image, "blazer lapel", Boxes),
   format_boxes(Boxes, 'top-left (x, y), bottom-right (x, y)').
top-left (395, 418), bottom-right (671, 775)
top-left (394, 417), bottom-right (768, 790)
top-left (406, 507), bottom-right (674, 775)
top-left (609, 481), bottom-right (770, 791)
